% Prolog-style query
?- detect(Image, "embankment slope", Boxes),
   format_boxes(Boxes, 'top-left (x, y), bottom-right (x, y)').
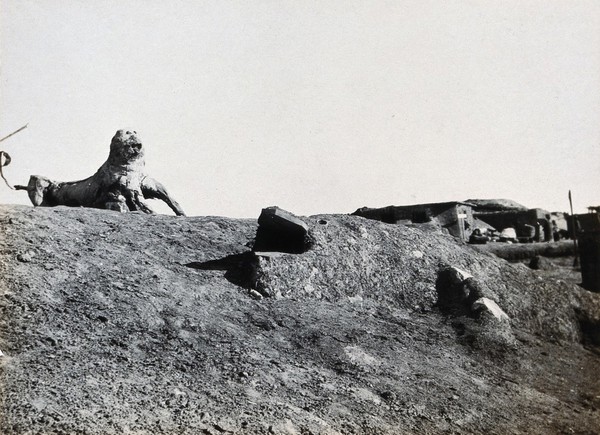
top-left (0, 205), bottom-right (599, 434)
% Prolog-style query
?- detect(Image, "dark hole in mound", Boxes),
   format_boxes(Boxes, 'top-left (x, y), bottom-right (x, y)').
top-left (435, 269), bottom-right (483, 317)
top-left (435, 270), bottom-right (470, 316)
top-left (579, 319), bottom-right (600, 346)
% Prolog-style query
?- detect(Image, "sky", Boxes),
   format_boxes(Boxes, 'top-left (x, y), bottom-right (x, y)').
top-left (1, 0), bottom-right (599, 217)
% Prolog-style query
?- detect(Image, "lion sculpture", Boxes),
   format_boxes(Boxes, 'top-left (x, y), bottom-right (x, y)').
top-left (16, 130), bottom-right (185, 216)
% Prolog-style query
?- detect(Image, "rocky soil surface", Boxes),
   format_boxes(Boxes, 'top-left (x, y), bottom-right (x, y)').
top-left (1, 205), bottom-right (599, 434)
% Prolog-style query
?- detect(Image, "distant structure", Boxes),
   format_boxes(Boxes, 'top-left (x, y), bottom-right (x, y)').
top-left (353, 198), bottom-right (567, 244)
top-left (473, 208), bottom-right (553, 242)
top-left (353, 201), bottom-right (482, 241)
top-left (464, 198), bottom-right (527, 212)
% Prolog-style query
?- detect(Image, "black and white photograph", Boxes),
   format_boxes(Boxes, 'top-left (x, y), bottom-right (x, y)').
top-left (1, 1), bottom-right (599, 433)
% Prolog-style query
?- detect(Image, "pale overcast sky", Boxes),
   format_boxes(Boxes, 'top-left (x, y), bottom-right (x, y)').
top-left (1, 1), bottom-right (599, 217)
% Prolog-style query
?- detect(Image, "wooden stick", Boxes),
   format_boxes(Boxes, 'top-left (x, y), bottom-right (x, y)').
top-left (569, 190), bottom-right (579, 267)
top-left (0, 124), bottom-right (28, 143)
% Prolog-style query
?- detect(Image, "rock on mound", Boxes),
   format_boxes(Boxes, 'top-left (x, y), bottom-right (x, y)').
top-left (1, 205), bottom-right (599, 434)
top-left (247, 214), bottom-right (597, 343)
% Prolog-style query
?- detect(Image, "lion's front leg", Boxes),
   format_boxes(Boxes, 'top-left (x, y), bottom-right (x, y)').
top-left (141, 177), bottom-right (185, 216)
top-left (122, 189), bottom-right (154, 214)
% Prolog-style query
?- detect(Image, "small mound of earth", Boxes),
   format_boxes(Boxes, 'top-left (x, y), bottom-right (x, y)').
top-left (0, 205), bottom-right (599, 434)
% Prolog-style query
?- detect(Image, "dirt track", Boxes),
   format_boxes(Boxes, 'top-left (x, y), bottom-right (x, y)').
top-left (0, 205), bottom-right (599, 434)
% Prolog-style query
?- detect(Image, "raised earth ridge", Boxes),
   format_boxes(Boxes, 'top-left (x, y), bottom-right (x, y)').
top-left (0, 205), bottom-right (599, 434)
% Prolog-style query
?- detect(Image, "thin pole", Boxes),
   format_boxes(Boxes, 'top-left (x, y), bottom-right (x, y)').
top-left (0, 124), bottom-right (28, 143)
top-left (569, 190), bottom-right (579, 267)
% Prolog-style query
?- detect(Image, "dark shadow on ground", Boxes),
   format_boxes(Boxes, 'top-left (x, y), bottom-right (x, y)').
top-left (186, 252), bottom-right (258, 289)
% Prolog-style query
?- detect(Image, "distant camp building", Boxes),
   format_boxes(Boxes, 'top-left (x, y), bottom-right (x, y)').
top-left (550, 212), bottom-right (570, 239)
top-left (353, 199), bottom-right (563, 244)
top-left (352, 201), bottom-right (479, 241)
top-left (473, 208), bottom-right (553, 242)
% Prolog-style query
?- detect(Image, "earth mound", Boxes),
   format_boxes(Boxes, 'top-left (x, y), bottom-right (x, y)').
top-left (0, 205), bottom-right (599, 434)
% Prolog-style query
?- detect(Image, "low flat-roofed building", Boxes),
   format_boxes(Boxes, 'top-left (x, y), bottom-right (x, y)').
top-left (353, 201), bottom-right (476, 241)
top-left (474, 208), bottom-right (553, 242)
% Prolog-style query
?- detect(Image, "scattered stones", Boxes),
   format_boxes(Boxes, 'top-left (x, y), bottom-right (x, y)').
top-left (436, 266), bottom-right (511, 334)
top-left (17, 251), bottom-right (34, 263)
top-left (268, 420), bottom-right (300, 435)
top-left (447, 267), bottom-right (473, 285)
top-left (249, 290), bottom-right (263, 300)
top-left (472, 298), bottom-right (510, 322)
top-left (348, 294), bottom-right (364, 304)
top-left (380, 391), bottom-right (397, 401)
top-left (214, 421), bottom-right (234, 433)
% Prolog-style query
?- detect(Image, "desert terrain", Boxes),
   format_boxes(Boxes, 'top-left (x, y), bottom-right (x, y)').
top-left (0, 205), bottom-right (599, 434)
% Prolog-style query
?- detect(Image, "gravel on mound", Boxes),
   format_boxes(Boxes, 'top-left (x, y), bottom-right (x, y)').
top-left (0, 205), bottom-right (599, 435)
top-left (249, 214), bottom-right (598, 343)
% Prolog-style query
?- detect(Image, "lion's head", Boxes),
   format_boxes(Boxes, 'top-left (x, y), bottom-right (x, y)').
top-left (109, 129), bottom-right (145, 165)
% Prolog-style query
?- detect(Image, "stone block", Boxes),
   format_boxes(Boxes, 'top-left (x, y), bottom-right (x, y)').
top-left (472, 297), bottom-right (509, 322)
top-left (253, 206), bottom-right (312, 254)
